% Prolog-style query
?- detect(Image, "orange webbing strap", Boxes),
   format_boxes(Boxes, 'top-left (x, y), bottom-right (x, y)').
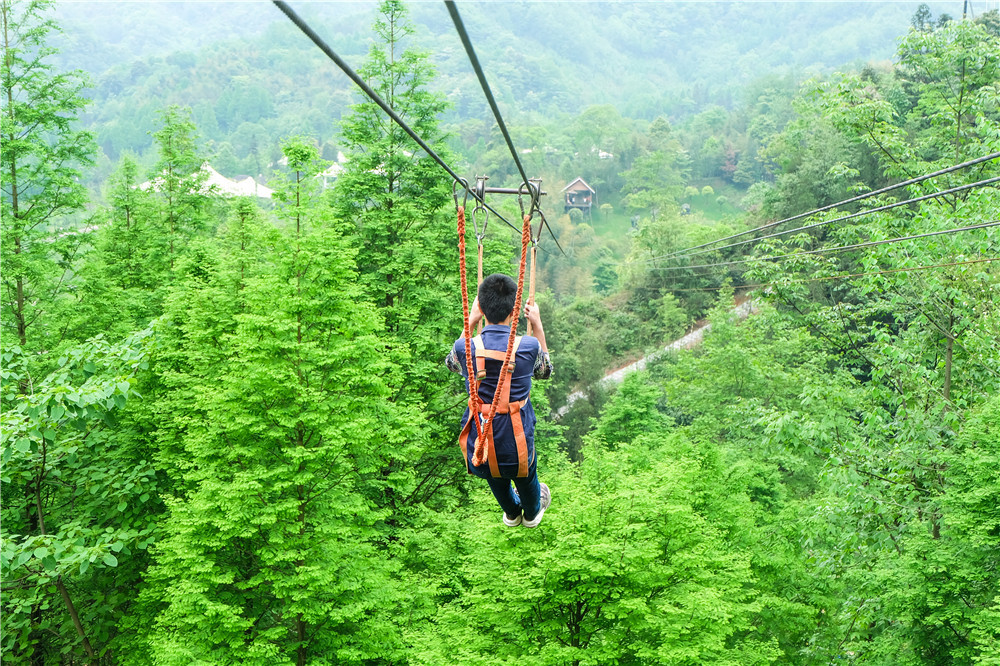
top-left (457, 206), bottom-right (484, 449)
top-left (526, 242), bottom-right (537, 338)
top-left (472, 334), bottom-right (487, 383)
top-left (459, 400), bottom-right (531, 477)
top-left (472, 214), bottom-right (531, 468)
top-left (464, 336), bottom-right (529, 478)
top-left (476, 242), bottom-right (484, 335)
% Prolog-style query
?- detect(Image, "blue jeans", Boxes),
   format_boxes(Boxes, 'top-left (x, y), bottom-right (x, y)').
top-left (486, 471), bottom-right (541, 521)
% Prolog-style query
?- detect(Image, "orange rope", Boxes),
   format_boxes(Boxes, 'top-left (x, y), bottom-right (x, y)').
top-left (459, 208), bottom-right (532, 468)
top-left (458, 206), bottom-right (485, 447)
top-left (475, 214), bottom-right (531, 466)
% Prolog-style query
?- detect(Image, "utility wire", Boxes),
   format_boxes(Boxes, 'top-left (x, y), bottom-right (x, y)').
top-left (272, 0), bottom-right (521, 234)
top-left (656, 257), bottom-right (999, 293)
top-left (644, 220), bottom-right (1000, 272)
top-left (656, 175), bottom-right (1000, 263)
top-left (656, 151), bottom-right (1000, 261)
top-left (444, 0), bottom-right (565, 256)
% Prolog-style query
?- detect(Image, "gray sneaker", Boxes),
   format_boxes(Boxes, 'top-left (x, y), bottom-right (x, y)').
top-left (522, 483), bottom-right (550, 528)
top-left (503, 488), bottom-right (522, 527)
top-left (503, 511), bottom-right (523, 527)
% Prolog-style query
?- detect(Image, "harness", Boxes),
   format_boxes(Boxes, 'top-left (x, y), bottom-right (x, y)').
top-left (455, 179), bottom-right (541, 478)
top-left (458, 335), bottom-right (533, 478)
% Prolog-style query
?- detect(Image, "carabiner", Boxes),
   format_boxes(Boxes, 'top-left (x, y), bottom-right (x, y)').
top-left (470, 175), bottom-right (489, 240)
top-left (471, 204), bottom-right (489, 242)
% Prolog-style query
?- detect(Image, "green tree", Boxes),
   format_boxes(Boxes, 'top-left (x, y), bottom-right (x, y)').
top-left (821, 20), bottom-right (999, 181)
top-left (71, 155), bottom-right (162, 341)
top-left (332, 0), bottom-right (467, 508)
top-left (138, 140), bottom-right (411, 665)
top-left (1, 331), bottom-right (155, 663)
top-left (619, 119), bottom-right (689, 215)
top-left (975, 9), bottom-right (1000, 38)
top-left (1, 0), bottom-right (96, 354)
top-left (911, 3), bottom-right (933, 31)
top-left (149, 105), bottom-right (212, 268)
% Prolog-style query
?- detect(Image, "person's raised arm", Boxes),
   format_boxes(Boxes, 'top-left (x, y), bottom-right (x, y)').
top-left (524, 302), bottom-right (548, 354)
top-left (524, 302), bottom-right (552, 379)
top-left (469, 297), bottom-right (484, 331)
top-left (446, 298), bottom-right (485, 375)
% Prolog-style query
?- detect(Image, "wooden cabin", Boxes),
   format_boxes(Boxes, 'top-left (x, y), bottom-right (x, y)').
top-left (562, 177), bottom-right (595, 218)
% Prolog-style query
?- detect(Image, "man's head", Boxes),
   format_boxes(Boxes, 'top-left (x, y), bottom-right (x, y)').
top-left (478, 273), bottom-right (517, 324)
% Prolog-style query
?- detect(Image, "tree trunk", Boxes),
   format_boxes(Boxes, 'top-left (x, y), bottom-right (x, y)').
top-left (943, 333), bottom-right (953, 404)
top-left (34, 450), bottom-right (97, 661)
top-left (56, 577), bottom-right (97, 661)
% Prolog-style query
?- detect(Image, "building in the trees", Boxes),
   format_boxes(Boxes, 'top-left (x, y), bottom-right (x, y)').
top-left (562, 177), bottom-right (595, 218)
top-left (140, 163), bottom-right (274, 199)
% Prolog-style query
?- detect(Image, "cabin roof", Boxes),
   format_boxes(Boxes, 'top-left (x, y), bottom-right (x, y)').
top-left (561, 177), bottom-right (595, 194)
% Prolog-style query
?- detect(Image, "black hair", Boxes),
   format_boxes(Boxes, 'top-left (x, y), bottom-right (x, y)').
top-left (478, 273), bottom-right (517, 324)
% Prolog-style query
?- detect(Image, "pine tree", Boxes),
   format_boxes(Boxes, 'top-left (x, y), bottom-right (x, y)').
top-left (148, 106), bottom-right (213, 270)
top-left (1, 0), bottom-right (96, 354)
top-left (332, 0), bottom-right (470, 510)
top-left (137, 140), bottom-right (412, 665)
top-left (71, 155), bottom-right (161, 341)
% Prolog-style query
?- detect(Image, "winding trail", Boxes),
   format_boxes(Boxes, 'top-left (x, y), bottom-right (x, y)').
top-left (553, 300), bottom-right (756, 419)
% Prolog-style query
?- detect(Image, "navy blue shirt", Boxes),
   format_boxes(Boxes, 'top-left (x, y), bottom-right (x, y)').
top-left (446, 325), bottom-right (552, 478)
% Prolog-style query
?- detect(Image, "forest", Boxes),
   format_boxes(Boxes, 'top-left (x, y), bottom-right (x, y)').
top-left (1, 0), bottom-right (999, 664)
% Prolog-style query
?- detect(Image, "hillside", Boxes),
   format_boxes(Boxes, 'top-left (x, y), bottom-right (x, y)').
top-left (56, 1), bottom-right (955, 171)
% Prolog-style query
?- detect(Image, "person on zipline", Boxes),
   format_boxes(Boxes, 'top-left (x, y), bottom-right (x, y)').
top-left (446, 273), bottom-right (553, 527)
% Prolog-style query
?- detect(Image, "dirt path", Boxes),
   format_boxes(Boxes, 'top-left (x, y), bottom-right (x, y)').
top-left (553, 300), bottom-right (756, 419)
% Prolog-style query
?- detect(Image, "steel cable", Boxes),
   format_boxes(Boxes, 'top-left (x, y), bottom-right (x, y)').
top-left (644, 175), bottom-right (1000, 264)
top-left (656, 151), bottom-right (1000, 261)
top-left (444, 0), bottom-right (564, 255)
top-left (644, 220), bottom-right (1000, 272)
top-left (272, 0), bottom-right (521, 234)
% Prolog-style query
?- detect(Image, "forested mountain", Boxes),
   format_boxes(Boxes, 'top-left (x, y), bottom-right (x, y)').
top-left (2, 0), bottom-right (999, 664)
top-left (53, 1), bottom-right (959, 186)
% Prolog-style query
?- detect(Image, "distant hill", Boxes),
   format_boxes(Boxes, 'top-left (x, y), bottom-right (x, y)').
top-left (50, 1), bottom-right (958, 184)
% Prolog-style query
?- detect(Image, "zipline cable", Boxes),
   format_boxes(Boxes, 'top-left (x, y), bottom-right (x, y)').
top-left (445, 1), bottom-right (532, 200)
top-left (647, 175), bottom-right (1000, 263)
top-left (272, 0), bottom-right (521, 234)
top-left (656, 151), bottom-right (1000, 261)
top-left (644, 220), bottom-right (1000, 272)
top-left (444, 0), bottom-right (565, 256)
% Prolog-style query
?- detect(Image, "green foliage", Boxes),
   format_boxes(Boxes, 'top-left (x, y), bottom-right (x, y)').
top-left (619, 119), bottom-right (689, 215)
top-left (70, 155), bottom-right (163, 341)
top-left (1, 0), bottom-right (96, 354)
top-left (818, 20), bottom-right (999, 181)
top-left (133, 140), bottom-right (413, 664)
top-left (331, 0), bottom-right (470, 510)
top-left (149, 106), bottom-right (216, 267)
top-left (412, 431), bottom-right (778, 666)
top-left (4, 3), bottom-right (1000, 664)
top-left (1, 331), bottom-right (156, 663)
